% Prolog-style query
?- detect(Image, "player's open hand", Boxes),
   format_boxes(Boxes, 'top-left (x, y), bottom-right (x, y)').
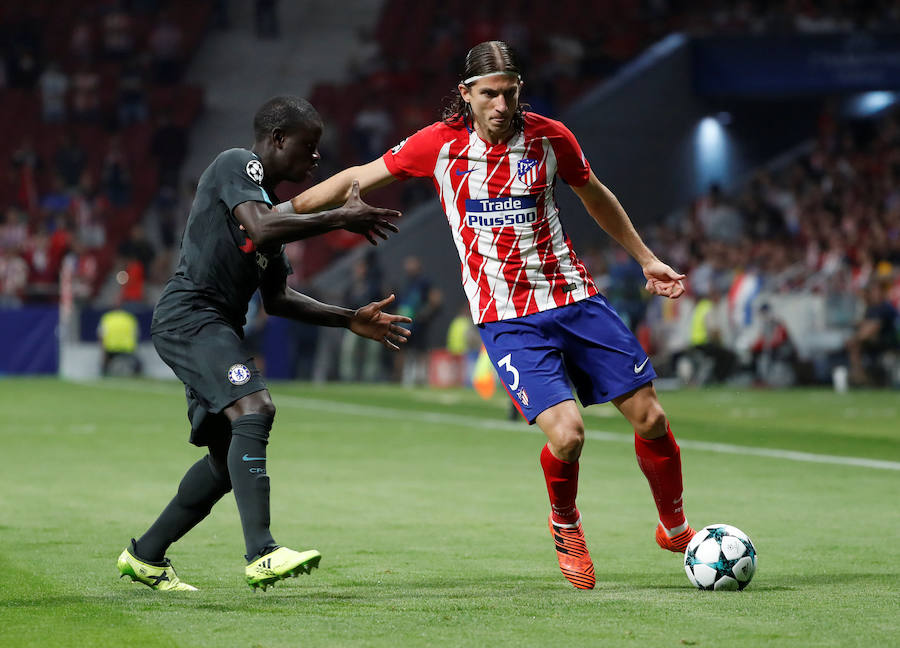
top-left (349, 294), bottom-right (412, 351)
top-left (643, 260), bottom-right (686, 299)
top-left (339, 179), bottom-right (401, 245)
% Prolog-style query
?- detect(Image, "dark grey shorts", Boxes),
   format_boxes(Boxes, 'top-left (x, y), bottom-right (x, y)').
top-left (152, 320), bottom-right (267, 447)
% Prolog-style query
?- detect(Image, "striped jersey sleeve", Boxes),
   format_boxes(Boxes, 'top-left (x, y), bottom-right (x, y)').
top-left (382, 113), bottom-right (598, 324)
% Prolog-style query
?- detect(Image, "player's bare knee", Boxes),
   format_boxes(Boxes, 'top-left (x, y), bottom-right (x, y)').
top-left (554, 422), bottom-right (584, 460)
top-left (634, 404), bottom-right (667, 439)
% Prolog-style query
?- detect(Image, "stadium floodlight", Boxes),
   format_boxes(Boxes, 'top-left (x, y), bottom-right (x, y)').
top-left (845, 91), bottom-right (899, 118)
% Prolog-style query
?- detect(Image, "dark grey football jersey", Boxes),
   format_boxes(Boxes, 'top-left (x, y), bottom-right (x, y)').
top-left (151, 148), bottom-right (291, 333)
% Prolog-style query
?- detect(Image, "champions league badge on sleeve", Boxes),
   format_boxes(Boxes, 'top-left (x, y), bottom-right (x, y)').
top-left (517, 158), bottom-right (538, 186)
top-left (245, 159), bottom-right (264, 184)
top-left (391, 138), bottom-right (408, 155)
top-left (227, 364), bottom-right (252, 385)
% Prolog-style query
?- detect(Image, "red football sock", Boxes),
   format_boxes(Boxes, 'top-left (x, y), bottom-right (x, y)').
top-left (540, 443), bottom-right (580, 525)
top-left (634, 423), bottom-right (686, 531)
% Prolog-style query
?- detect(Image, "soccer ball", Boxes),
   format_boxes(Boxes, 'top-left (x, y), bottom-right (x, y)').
top-left (684, 524), bottom-right (757, 590)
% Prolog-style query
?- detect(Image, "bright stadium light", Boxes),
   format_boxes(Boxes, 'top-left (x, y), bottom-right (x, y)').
top-left (846, 91), bottom-right (900, 118)
top-left (695, 116), bottom-right (729, 188)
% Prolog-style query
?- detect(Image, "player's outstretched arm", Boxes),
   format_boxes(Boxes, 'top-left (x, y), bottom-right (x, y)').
top-left (291, 158), bottom-right (397, 214)
top-left (262, 281), bottom-right (411, 350)
top-left (572, 172), bottom-right (686, 300)
top-left (235, 178), bottom-right (400, 248)
top-left (347, 294), bottom-right (412, 351)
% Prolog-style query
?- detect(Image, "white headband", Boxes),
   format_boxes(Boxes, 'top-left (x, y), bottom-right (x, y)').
top-left (463, 71), bottom-right (521, 85)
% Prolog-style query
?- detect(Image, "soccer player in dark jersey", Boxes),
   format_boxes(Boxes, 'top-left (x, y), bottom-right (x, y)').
top-left (117, 96), bottom-right (410, 591)
top-left (291, 42), bottom-right (696, 590)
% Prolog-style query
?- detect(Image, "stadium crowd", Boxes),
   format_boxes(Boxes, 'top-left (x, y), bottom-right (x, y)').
top-left (584, 103), bottom-right (900, 386)
top-left (1, 1), bottom-right (898, 386)
top-left (0, 0), bottom-right (209, 306)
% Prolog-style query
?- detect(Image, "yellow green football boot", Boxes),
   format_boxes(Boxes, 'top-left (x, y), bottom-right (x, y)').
top-left (117, 540), bottom-right (198, 591)
top-left (245, 546), bottom-right (321, 591)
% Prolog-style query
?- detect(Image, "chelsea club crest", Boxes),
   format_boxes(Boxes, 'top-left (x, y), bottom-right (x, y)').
top-left (227, 364), bottom-right (251, 385)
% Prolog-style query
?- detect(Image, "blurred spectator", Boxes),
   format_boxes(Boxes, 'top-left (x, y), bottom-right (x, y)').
top-left (750, 302), bottom-right (797, 387)
top-left (98, 307), bottom-right (141, 376)
top-left (0, 246), bottom-right (29, 307)
top-left (7, 46), bottom-right (40, 89)
top-left (606, 248), bottom-right (647, 329)
top-left (23, 227), bottom-right (58, 301)
top-left (117, 57), bottom-right (149, 126)
top-left (0, 207), bottom-right (29, 251)
top-left (347, 27), bottom-right (383, 81)
top-left (71, 171), bottom-right (109, 249)
top-left (148, 13), bottom-right (184, 85)
top-left (71, 64), bottom-right (102, 122)
top-left (118, 224), bottom-right (156, 278)
top-left (102, 1), bottom-right (136, 59)
top-left (686, 288), bottom-right (736, 385)
top-left (62, 240), bottom-right (99, 305)
top-left (118, 253), bottom-right (146, 306)
top-left (38, 62), bottom-right (69, 124)
top-left (150, 112), bottom-right (188, 190)
top-left (40, 175), bottom-right (72, 216)
top-left (101, 135), bottom-right (133, 207)
top-left (339, 255), bottom-right (384, 382)
top-left (10, 139), bottom-right (41, 213)
top-left (695, 184), bottom-right (744, 243)
top-left (352, 105), bottom-right (393, 161)
top-left (69, 19), bottom-right (95, 63)
top-left (846, 280), bottom-right (899, 386)
top-left (54, 132), bottom-right (88, 190)
top-left (395, 256), bottom-right (442, 386)
top-left (243, 290), bottom-right (268, 374)
top-left (445, 302), bottom-right (479, 356)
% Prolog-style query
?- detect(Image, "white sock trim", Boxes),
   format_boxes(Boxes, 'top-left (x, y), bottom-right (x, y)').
top-left (550, 515), bottom-right (582, 529)
top-left (662, 520), bottom-right (689, 537)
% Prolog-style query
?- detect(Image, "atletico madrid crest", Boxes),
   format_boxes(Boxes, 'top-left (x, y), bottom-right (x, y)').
top-left (517, 158), bottom-right (538, 186)
top-left (516, 386), bottom-right (529, 407)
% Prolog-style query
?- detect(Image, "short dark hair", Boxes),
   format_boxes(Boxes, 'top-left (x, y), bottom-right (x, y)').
top-left (442, 40), bottom-right (528, 133)
top-left (253, 96), bottom-right (321, 141)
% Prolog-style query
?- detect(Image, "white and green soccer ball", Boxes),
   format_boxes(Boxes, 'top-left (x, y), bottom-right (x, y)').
top-left (684, 524), bottom-right (757, 591)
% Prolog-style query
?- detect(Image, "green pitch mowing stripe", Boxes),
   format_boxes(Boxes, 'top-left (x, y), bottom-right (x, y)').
top-left (92, 380), bottom-right (900, 471)
top-left (1, 379), bottom-right (898, 648)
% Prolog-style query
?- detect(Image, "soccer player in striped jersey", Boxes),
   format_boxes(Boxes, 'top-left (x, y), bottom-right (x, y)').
top-left (295, 41), bottom-right (695, 590)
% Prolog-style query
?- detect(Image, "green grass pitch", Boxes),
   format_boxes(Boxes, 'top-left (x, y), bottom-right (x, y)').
top-left (2, 378), bottom-right (898, 647)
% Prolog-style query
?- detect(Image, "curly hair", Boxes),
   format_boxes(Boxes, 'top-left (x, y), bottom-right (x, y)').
top-left (442, 40), bottom-right (528, 134)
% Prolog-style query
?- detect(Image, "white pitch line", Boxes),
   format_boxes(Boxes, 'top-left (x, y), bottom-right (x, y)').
top-left (86, 381), bottom-right (900, 472)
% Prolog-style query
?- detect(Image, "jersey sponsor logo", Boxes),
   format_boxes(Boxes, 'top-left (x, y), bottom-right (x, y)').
top-left (391, 138), bottom-right (408, 154)
top-left (455, 168), bottom-right (475, 176)
top-left (517, 158), bottom-right (539, 186)
top-left (227, 363), bottom-right (251, 385)
top-left (245, 159), bottom-right (264, 184)
top-left (464, 195), bottom-right (538, 229)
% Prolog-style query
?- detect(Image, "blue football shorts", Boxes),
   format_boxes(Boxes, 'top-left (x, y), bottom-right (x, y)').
top-left (477, 294), bottom-right (656, 423)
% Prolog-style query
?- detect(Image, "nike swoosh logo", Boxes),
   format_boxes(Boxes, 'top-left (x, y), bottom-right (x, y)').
top-left (242, 454), bottom-right (266, 462)
top-left (455, 168), bottom-right (475, 176)
top-left (634, 358), bottom-right (649, 373)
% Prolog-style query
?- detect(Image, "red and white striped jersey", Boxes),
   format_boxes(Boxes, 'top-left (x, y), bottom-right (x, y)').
top-left (382, 112), bottom-right (598, 324)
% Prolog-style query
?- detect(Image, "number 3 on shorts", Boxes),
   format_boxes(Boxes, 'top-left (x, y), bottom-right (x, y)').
top-left (497, 353), bottom-right (519, 390)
